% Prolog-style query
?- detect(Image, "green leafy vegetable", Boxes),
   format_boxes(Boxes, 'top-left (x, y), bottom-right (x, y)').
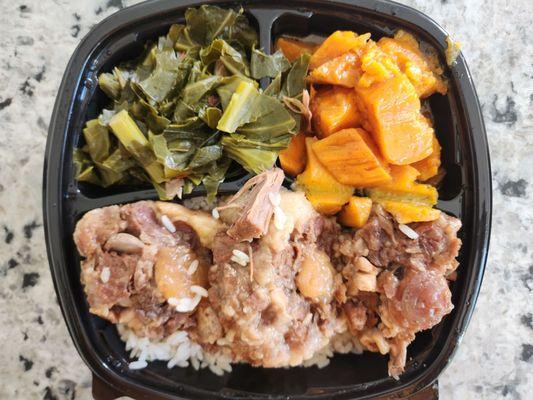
top-left (250, 49), bottom-right (290, 79)
top-left (282, 53), bottom-right (311, 98)
top-left (200, 39), bottom-right (250, 77)
top-left (74, 5), bottom-right (306, 201)
top-left (83, 119), bottom-right (111, 162)
top-left (222, 136), bottom-right (279, 174)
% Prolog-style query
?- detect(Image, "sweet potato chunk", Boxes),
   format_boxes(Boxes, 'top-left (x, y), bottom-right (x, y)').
top-left (296, 137), bottom-right (353, 215)
top-left (338, 196), bottom-right (373, 228)
top-left (312, 128), bottom-right (391, 187)
top-left (366, 165), bottom-right (438, 206)
top-left (276, 37), bottom-right (318, 62)
top-left (307, 51), bottom-right (362, 87)
top-left (378, 31), bottom-right (447, 98)
top-left (309, 31), bottom-right (370, 69)
top-left (356, 73), bottom-right (434, 165)
top-left (311, 86), bottom-right (361, 138)
top-left (411, 135), bottom-right (441, 181)
top-left (380, 200), bottom-right (441, 224)
top-left (279, 132), bottom-right (307, 176)
top-left (357, 41), bottom-right (400, 88)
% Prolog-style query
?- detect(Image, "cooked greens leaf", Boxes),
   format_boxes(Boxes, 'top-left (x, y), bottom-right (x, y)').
top-left (216, 75), bottom-right (256, 110)
top-left (137, 50), bottom-right (185, 103)
top-left (203, 157), bottom-right (231, 202)
top-left (184, 5), bottom-right (257, 48)
top-left (130, 99), bottom-right (171, 133)
top-left (98, 73), bottom-right (121, 100)
top-left (217, 80), bottom-right (258, 133)
top-left (83, 119), bottom-right (110, 162)
top-left (73, 149), bottom-right (101, 185)
top-left (218, 82), bottom-right (297, 134)
top-left (97, 147), bottom-right (137, 187)
top-left (264, 72), bottom-right (282, 97)
top-left (75, 5), bottom-right (304, 200)
top-left (282, 53), bottom-right (311, 98)
top-left (108, 110), bottom-right (165, 183)
top-left (198, 106), bottom-right (222, 129)
top-left (181, 75), bottom-right (221, 107)
top-left (250, 49), bottom-right (290, 79)
top-left (222, 136), bottom-right (278, 174)
top-left (188, 145), bottom-right (223, 169)
top-left (200, 39), bottom-right (250, 76)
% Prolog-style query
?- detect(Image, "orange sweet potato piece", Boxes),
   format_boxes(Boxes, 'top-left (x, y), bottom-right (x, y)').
top-left (276, 37), bottom-right (318, 62)
top-left (338, 196), bottom-right (373, 228)
top-left (309, 31), bottom-right (370, 69)
top-left (356, 73), bottom-right (434, 165)
top-left (378, 31), bottom-right (447, 98)
top-left (311, 86), bottom-right (361, 138)
top-left (296, 137), bottom-right (353, 215)
top-left (279, 132), bottom-right (307, 176)
top-left (357, 41), bottom-right (401, 88)
top-left (307, 51), bottom-right (362, 87)
top-left (411, 135), bottom-right (441, 181)
top-left (312, 128), bottom-right (391, 187)
top-left (366, 165), bottom-right (438, 206)
top-left (380, 200), bottom-right (441, 224)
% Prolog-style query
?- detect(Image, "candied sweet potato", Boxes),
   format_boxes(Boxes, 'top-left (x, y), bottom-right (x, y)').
top-left (357, 41), bottom-right (401, 88)
top-left (279, 132), bottom-right (307, 176)
top-left (309, 31), bottom-right (370, 70)
top-left (366, 165), bottom-right (438, 206)
top-left (276, 37), bottom-right (318, 62)
top-left (307, 51), bottom-right (362, 87)
top-left (380, 200), bottom-right (441, 224)
top-left (311, 86), bottom-right (361, 138)
top-left (296, 137), bottom-right (353, 215)
top-left (356, 73), bottom-right (434, 165)
top-left (312, 128), bottom-right (391, 187)
top-left (411, 134), bottom-right (441, 181)
top-left (338, 196), bottom-right (373, 228)
top-left (379, 31), bottom-right (447, 98)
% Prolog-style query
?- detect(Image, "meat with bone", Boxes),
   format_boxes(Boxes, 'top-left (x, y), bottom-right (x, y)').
top-left (74, 201), bottom-right (214, 339)
top-left (207, 187), bottom-right (344, 367)
top-left (333, 204), bottom-right (461, 377)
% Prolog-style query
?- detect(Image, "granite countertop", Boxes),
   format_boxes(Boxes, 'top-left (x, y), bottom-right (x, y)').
top-left (0, 0), bottom-right (531, 399)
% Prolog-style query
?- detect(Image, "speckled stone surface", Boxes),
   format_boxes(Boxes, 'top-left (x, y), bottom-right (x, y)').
top-left (0, 0), bottom-right (531, 399)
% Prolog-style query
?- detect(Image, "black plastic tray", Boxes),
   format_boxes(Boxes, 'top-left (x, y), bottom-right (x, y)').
top-left (43, 0), bottom-right (491, 399)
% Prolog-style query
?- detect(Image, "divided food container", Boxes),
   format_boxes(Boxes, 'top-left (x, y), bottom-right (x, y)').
top-left (43, 0), bottom-right (491, 398)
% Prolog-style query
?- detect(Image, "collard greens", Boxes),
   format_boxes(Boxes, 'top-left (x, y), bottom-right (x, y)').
top-left (75, 5), bottom-right (309, 200)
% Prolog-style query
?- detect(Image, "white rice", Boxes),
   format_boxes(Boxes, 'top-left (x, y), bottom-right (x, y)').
top-left (230, 249), bottom-right (249, 266)
top-left (211, 208), bottom-right (220, 219)
top-left (187, 259), bottom-right (199, 275)
top-left (168, 295), bottom-right (202, 313)
top-left (118, 325), bottom-right (363, 375)
top-left (190, 285), bottom-right (208, 298)
top-left (160, 214), bottom-right (176, 233)
top-left (117, 324), bottom-right (233, 375)
top-left (301, 333), bottom-right (364, 369)
top-left (100, 267), bottom-right (110, 283)
top-left (128, 359), bottom-right (148, 370)
top-left (273, 206), bottom-right (287, 230)
top-left (398, 223), bottom-right (419, 239)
